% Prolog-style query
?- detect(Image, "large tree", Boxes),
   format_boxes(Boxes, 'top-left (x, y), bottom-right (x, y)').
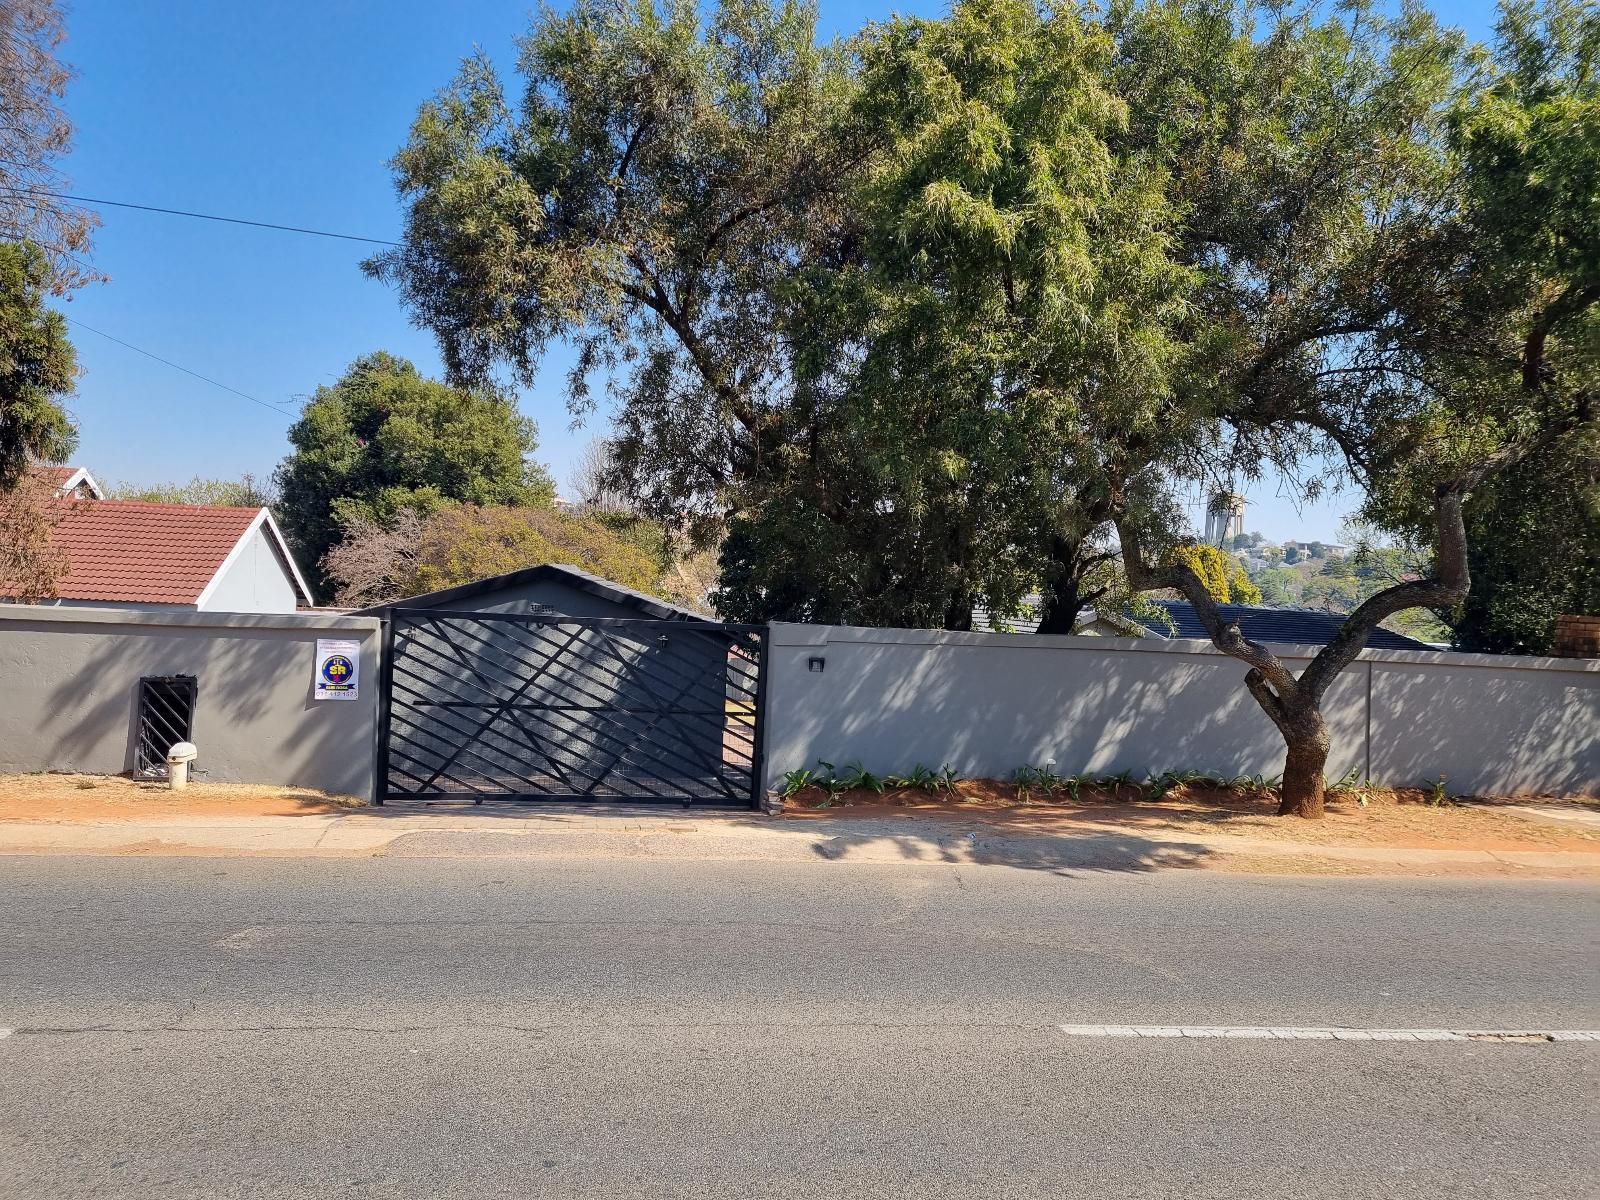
top-left (1115, 0), bottom-right (1597, 816)
top-left (721, 0), bottom-right (1197, 629)
top-left (0, 0), bottom-right (100, 292)
top-left (367, 0), bottom-right (859, 539)
top-left (274, 352), bottom-right (555, 593)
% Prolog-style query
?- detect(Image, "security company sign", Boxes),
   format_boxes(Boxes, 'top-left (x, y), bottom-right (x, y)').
top-left (314, 639), bottom-right (360, 701)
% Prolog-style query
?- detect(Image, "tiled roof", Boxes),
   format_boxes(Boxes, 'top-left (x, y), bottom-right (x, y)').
top-left (1132, 599), bottom-right (1432, 651)
top-left (36, 465), bottom-right (77, 483)
top-left (47, 501), bottom-right (263, 604)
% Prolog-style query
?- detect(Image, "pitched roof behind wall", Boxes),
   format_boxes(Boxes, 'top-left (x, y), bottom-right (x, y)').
top-left (46, 502), bottom-right (312, 606)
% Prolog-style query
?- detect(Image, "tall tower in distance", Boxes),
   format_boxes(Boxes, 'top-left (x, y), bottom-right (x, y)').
top-left (1205, 491), bottom-right (1246, 546)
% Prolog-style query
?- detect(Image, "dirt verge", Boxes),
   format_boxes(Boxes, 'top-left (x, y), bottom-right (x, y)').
top-left (0, 773), bottom-right (364, 821)
top-left (782, 780), bottom-right (1600, 854)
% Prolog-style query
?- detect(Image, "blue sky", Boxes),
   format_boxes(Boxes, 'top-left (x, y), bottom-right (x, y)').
top-left (52, 0), bottom-right (1502, 541)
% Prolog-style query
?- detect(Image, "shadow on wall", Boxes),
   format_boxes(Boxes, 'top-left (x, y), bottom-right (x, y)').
top-left (769, 635), bottom-right (1366, 787)
top-left (1370, 661), bottom-right (1600, 796)
top-left (810, 828), bottom-right (1213, 876)
top-left (17, 620), bottom-right (376, 794)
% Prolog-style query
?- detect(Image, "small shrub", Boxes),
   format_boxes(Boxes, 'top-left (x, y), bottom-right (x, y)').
top-left (837, 760), bottom-right (885, 795)
top-left (1328, 768), bottom-right (1375, 808)
top-left (1144, 769), bottom-right (1216, 801)
top-left (780, 767), bottom-right (817, 800)
top-left (887, 763), bottom-right (942, 791)
top-left (1012, 764), bottom-right (1065, 801)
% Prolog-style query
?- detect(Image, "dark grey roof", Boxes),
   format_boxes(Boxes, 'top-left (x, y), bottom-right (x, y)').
top-left (351, 563), bottom-right (707, 622)
top-left (1130, 599), bottom-right (1431, 651)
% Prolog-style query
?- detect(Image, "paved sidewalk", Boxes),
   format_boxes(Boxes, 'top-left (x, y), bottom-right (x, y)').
top-left (1, 805), bottom-right (1597, 876)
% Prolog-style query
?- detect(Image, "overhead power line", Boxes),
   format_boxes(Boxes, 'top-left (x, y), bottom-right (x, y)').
top-left (5, 187), bottom-right (400, 246)
top-left (64, 317), bottom-right (298, 418)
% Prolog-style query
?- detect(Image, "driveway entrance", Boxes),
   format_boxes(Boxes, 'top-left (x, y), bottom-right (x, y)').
top-left (376, 608), bottom-right (765, 808)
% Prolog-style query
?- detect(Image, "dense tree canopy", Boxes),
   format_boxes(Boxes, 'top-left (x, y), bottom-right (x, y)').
top-left (717, 0), bottom-right (1196, 629)
top-left (273, 352), bottom-right (554, 594)
top-left (321, 502), bottom-right (704, 611)
top-left (1453, 421), bottom-right (1600, 653)
top-left (0, 239), bottom-right (77, 488)
top-left (367, 0), bottom-right (858, 538)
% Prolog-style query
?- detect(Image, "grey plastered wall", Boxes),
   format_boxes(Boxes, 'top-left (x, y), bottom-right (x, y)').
top-left (1364, 650), bottom-right (1599, 795)
top-left (0, 606), bottom-right (382, 796)
top-left (763, 624), bottom-right (1598, 796)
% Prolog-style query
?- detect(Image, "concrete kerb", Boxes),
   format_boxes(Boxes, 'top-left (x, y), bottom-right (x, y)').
top-left (0, 808), bottom-right (1597, 874)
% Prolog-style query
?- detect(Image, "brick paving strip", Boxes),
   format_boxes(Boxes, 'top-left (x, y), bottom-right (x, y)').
top-left (1057, 1025), bottom-right (1600, 1042)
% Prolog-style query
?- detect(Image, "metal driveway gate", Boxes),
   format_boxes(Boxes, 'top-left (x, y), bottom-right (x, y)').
top-left (377, 608), bottom-right (766, 808)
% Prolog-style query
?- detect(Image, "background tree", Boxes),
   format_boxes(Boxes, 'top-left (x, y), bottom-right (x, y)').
top-left (322, 504), bottom-right (669, 607)
top-left (1450, 426), bottom-right (1600, 652)
top-left (1168, 543), bottom-right (1262, 605)
top-left (274, 352), bottom-right (555, 595)
top-left (108, 473), bottom-right (276, 507)
top-left (0, 240), bottom-right (76, 488)
top-left (0, 464), bottom-right (67, 601)
top-left (568, 437), bottom-right (634, 513)
top-left (0, 0), bottom-right (101, 291)
top-left (368, 0), bottom-right (859, 540)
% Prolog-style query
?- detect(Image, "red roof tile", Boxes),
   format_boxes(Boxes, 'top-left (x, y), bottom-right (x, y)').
top-left (47, 501), bottom-right (264, 604)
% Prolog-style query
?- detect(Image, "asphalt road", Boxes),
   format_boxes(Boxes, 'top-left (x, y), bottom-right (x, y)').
top-left (1, 853), bottom-right (1595, 1198)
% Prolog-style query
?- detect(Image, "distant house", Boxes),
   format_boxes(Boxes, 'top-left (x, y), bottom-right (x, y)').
top-left (1128, 599), bottom-right (1431, 651)
top-left (38, 465), bottom-right (104, 500)
top-left (22, 482), bottom-right (313, 614)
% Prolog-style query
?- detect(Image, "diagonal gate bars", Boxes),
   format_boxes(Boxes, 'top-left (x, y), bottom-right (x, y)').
top-left (377, 609), bottom-right (766, 808)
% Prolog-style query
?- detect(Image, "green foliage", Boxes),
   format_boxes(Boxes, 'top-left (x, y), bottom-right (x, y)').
top-left (109, 474), bottom-right (275, 508)
top-left (406, 505), bottom-right (661, 596)
top-left (0, 241), bottom-right (77, 488)
top-left (885, 763), bottom-right (958, 793)
top-left (1328, 768), bottom-right (1374, 807)
top-left (1426, 775), bottom-right (1452, 807)
top-left (273, 352), bottom-right (554, 593)
top-left (1454, 426), bottom-right (1600, 653)
top-left (1012, 764), bottom-right (1065, 801)
top-left (780, 767), bottom-right (818, 799)
top-left (1168, 543), bottom-right (1262, 605)
top-left (368, 0), bottom-right (853, 538)
top-left (835, 761), bottom-right (885, 795)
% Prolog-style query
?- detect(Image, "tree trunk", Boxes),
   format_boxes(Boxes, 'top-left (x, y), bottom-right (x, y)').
top-left (1034, 535), bottom-right (1085, 635)
top-left (1276, 712), bottom-right (1330, 818)
top-left (943, 595), bottom-right (974, 632)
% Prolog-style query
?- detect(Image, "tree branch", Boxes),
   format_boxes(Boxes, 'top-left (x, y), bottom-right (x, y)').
top-left (1114, 509), bottom-right (1300, 701)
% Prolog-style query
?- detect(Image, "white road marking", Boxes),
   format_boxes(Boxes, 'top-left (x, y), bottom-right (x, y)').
top-left (0, 1028), bottom-right (11, 1040)
top-left (1058, 1024), bottom-right (1600, 1042)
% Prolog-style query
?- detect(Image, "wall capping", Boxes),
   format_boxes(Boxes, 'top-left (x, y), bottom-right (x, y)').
top-left (0, 604), bottom-right (382, 634)
top-left (767, 622), bottom-right (1600, 675)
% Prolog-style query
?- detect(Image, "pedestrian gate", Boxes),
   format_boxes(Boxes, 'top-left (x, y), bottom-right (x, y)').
top-left (376, 609), bottom-right (766, 808)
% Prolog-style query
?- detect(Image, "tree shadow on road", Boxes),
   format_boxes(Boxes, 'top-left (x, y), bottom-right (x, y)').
top-left (809, 828), bottom-right (1212, 876)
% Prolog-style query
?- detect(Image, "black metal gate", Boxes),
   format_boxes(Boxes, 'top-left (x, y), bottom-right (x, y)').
top-left (376, 608), bottom-right (767, 808)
